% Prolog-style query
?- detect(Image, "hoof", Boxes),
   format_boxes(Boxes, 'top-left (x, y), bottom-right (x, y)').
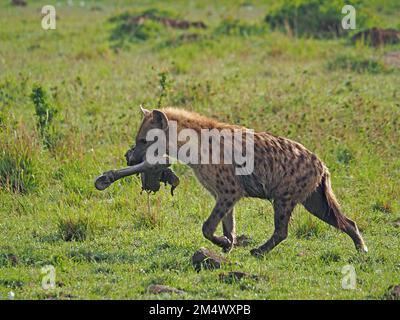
top-left (250, 248), bottom-right (264, 258)
top-left (94, 171), bottom-right (114, 190)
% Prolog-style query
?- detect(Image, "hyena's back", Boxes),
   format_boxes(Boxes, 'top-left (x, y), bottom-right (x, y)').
top-left (237, 132), bottom-right (326, 204)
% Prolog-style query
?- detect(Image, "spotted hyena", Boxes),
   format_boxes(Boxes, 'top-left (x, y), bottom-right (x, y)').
top-left (125, 107), bottom-right (367, 257)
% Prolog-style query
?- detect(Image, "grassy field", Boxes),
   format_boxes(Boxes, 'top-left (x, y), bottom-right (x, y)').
top-left (0, 0), bottom-right (399, 300)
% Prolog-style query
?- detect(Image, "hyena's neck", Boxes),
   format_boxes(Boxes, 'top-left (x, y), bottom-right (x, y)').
top-left (162, 107), bottom-right (245, 154)
top-left (161, 108), bottom-right (253, 172)
top-left (162, 107), bottom-right (243, 133)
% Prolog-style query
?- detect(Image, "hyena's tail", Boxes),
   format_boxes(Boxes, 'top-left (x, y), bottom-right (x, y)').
top-left (321, 171), bottom-right (347, 229)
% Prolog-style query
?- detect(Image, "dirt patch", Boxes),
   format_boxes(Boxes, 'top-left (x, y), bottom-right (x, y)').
top-left (192, 247), bottom-right (229, 272)
top-left (11, 0), bottom-right (27, 6)
top-left (147, 284), bottom-right (185, 295)
top-left (352, 28), bottom-right (400, 47)
top-left (384, 51), bottom-right (400, 69)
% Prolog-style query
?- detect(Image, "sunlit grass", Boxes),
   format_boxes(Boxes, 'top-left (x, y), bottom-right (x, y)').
top-left (0, 0), bottom-right (399, 300)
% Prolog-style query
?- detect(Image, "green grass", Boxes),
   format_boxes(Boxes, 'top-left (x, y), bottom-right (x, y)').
top-left (0, 0), bottom-right (399, 300)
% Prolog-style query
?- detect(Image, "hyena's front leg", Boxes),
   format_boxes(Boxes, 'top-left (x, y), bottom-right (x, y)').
top-left (251, 199), bottom-right (295, 257)
top-left (222, 209), bottom-right (236, 251)
top-left (202, 198), bottom-right (236, 252)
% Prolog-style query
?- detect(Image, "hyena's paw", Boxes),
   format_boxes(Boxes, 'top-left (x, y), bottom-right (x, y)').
top-left (216, 236), bottom-right (233, 253)
top-left (221, 235), bottom-right (236, 253)
top-left (357, 244), bottom-right (369, 253)
top-left (250, 248), bottom-right (264, 258)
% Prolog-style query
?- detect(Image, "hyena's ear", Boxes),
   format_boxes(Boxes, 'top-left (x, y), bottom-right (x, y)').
top-left (140, 105), bottom-right (151, 117)
top-left (152, 109), bottom-right (168, 130)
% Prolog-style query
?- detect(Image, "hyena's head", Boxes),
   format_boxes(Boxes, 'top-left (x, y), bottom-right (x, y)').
top-left (125, 107), bottom-right (168, 166)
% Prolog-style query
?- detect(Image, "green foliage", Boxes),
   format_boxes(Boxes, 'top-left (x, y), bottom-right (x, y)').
top-left (0, 150), bottom-right (36, 193)
top-left (294, 217), bottom-right (323, 239)
top-left (265, 0), bottom-right (379, 38)
top-left (372, 201), bottom-right (392, 214)
top-left (108, 9), bottom-right (180, 48)
top-left (157, 71), bottom-right (170, 108)
top-left (320, 250), bottom-right (341, 263)
top-left (214, 19), bottom-right (268, 37)
top-left (57, 215), bottom-right (93, 242)
top-left (327, 54), bottom-right (388, 74)
top-left (160, 33), bottom-right (206, 49)
top-left (30, 85), bottom-right (59, 149)
top-left (0, 125), bottom-right (37, 194)
top-left (336, 147), bottom-right (353, 165)
top-left (0, 81), bottom-right (15, 109)
top-left (112, 18), bottom-right (166, 44)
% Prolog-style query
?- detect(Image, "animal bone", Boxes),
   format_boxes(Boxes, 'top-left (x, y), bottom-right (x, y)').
top-left (95, 161), bottom-right (179, 195)
top-left (95, 161), bottom-right (154, 190)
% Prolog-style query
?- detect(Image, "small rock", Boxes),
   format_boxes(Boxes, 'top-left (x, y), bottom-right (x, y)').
top-left (384, 285), bottom-right (400, 300)
top-left (393, 219), bottom-right (400, 228)
top-left (219, 271), bottom-right (259, 283)
top-left (235, 234), bottom-right (252, 247)
top-left (147, 284), bottom-right (184, 295)
top-left (192, 247), bottom-right (229, 272)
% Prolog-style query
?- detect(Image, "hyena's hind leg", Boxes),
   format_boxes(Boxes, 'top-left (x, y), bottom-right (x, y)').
top-left (250, 199), bottom-right (296, 257)
top-left (302, 177), bottom-right (368, 253)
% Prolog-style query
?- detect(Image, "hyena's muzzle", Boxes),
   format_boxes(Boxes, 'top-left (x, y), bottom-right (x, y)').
top-left (125, 146), bottom-right (144, 166)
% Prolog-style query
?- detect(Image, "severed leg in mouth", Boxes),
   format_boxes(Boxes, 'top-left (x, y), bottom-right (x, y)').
top-left (95, 161), bottom-right (169, 190)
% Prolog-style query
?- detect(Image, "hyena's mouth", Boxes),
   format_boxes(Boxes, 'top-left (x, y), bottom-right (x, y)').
top-left (125, 147), bottom-right (144, 167)
top-left (97, 146), bottom-right (180, 195)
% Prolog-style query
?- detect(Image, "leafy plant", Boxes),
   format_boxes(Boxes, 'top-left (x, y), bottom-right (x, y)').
top-left (30, 85), bottom-right (58, 149)
top-left (265, 0), bottom-right (378, 38)
top-left (295, 217), bottom-right (323, 239)
top-left (108, 9), bottom-right (180, 48)
top-left (0, 122), bottom-right (37, 194)
top-left (336, 147), bottom-right (353, 165)
top-left (327, 55), bottom-right (388, 74)
top-left (214, 19), bottom-right (267, 37)
top-left (0, 150), bottom-right (36, 193)
top-left (157, 71), bottom-right (170, 108)
top-left (58, 215), bottom-right (93, 242)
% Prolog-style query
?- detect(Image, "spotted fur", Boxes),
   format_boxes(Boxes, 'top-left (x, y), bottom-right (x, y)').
top-left (131, 108), bottom-right (367, 256)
